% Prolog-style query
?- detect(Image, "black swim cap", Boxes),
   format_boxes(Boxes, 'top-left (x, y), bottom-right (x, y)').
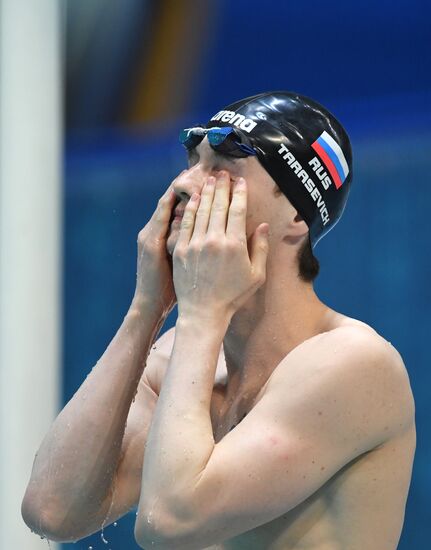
top-left (206, 91), bottom-right (353, 248)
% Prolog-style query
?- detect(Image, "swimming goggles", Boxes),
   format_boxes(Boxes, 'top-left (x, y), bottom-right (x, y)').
top-left (179, 126), bottom-right (257, 158)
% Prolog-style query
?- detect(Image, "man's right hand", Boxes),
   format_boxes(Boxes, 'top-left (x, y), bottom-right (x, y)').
top-left (133, 184), bottom-right (178, 317)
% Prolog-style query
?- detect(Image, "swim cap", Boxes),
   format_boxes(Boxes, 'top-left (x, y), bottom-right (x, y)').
top-left (206, 91), bottom-right (353, 248)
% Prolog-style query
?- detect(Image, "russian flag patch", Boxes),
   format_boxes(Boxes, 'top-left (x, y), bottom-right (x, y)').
top-left (311, 131), bottom-right (349, 189)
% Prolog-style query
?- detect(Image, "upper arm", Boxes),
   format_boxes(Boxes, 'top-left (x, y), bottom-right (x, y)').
top-left (99, 327), bottom-right (175, 526)
top-left (160, 328), bottom-right (414, 547)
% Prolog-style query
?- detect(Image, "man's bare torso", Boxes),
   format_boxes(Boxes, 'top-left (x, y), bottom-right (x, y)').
top-left (148, 315), bottom-right (415, 550)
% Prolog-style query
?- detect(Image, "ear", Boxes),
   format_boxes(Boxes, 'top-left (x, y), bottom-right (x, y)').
top-left (285, 210), bottom-right (309, 244)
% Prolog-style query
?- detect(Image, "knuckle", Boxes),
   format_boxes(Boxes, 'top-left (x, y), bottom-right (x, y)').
top-left (204, 236), bottom-right (220, 250)
top-left (254, 270), bottom-right (266, 285)
top-left (160, 190), bottom-right (172, 204)
top-left (173, 245), bottom-right (185, 259)
top-left (188, 240), bottom-right (202, 254)
top-left (144, 243), bottom-right (158, 257)
top-left (213, 202), bottom-right (228, 212)
top-left (230, 206), bottom-right (244, 217)
top-left (137, 230), bottom-right (146, 244)
top-left (181, 218), bottom-right (193, 229)
top-left (186, 197), bottom-right (199, 208)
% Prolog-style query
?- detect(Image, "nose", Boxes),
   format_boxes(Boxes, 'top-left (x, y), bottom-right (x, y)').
top-left (173, 164), bottom-right (208, 202)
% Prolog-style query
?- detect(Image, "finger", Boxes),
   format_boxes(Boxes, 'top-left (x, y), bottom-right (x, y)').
top-left (249, 223), bottom-right (270, 281)
top-left (207, 171), bottom-right (231, 235)
top-left (226, 178), bottom-right (247, 239)
top-left (192, 177), bottom-right (216, 237)
top-left (149, 185), bottom-right (177, 238)
top-left (176, 193), bottom-right (200, 246)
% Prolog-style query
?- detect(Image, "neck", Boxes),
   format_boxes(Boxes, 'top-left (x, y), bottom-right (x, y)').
top-left (222, 248), bottom-right (333, 399)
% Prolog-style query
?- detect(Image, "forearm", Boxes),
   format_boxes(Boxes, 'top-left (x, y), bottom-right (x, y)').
top-left (139, 314), bottom-right (229, 527)
top-left (23, 298), bottom-right (165, 532)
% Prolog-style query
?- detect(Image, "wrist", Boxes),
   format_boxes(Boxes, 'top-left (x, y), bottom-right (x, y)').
top-left (129, 295), bottom-right (168, 325)
top-left (176, 309), bottom-right (231, 338)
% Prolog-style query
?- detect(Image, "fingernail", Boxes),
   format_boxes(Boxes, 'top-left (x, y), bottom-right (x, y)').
top-left (207, 177), bottom-right (215, 186)
top-left (236, 178), bottom-right (245, 187)
top-left (191, 193), bottom-right (200, 201)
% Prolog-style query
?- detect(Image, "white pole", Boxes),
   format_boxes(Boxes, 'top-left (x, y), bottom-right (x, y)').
top-left (0, 0), bottom-right (61, 548)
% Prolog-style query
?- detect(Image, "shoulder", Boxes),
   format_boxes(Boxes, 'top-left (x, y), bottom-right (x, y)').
top-left (283, 320), bottom-right (410, 386)
top-left (323, 321), bottom-right (411, 393)
top-left (266, 321), bottom-right (415, 449)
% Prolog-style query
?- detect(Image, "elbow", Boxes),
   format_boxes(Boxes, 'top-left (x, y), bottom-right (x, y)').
top-left (134, 523), bottom-right (168, 550)
top-left (21, 493), bottom-right (83, 543)
top-left (21, 500), bottom-right (63, 542)
top-left (134, 528), bottom-right (184, 550)
top-left (134, 515), bottom-right (172, 550)
top-left (134, 506), bottom-right (200, 550)
top-left (134, 525), bottom-right (154, 549)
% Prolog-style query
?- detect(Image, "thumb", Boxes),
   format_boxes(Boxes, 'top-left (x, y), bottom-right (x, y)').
top-left (250, 223), bottom-right (270, 281)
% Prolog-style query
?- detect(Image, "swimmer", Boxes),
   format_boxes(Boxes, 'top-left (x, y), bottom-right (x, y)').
top-left (22, 92), bottom-right (416, 549)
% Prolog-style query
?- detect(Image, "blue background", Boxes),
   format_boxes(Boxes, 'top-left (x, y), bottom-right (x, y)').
top-left (63, 1), bottom-right (431, 547)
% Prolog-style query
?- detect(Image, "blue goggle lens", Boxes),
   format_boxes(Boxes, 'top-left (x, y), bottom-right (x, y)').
top-left (179, 128), bottom-right (205, 149)
top-left (207, 127), bottom-right (234, 146)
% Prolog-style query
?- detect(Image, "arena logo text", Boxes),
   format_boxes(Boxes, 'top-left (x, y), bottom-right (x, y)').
top-left (210, 110), bottom-right (257, 133)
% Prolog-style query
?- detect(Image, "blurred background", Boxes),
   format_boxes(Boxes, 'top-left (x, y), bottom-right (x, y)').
top-left (1, 0), bottom-right (429, 548)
